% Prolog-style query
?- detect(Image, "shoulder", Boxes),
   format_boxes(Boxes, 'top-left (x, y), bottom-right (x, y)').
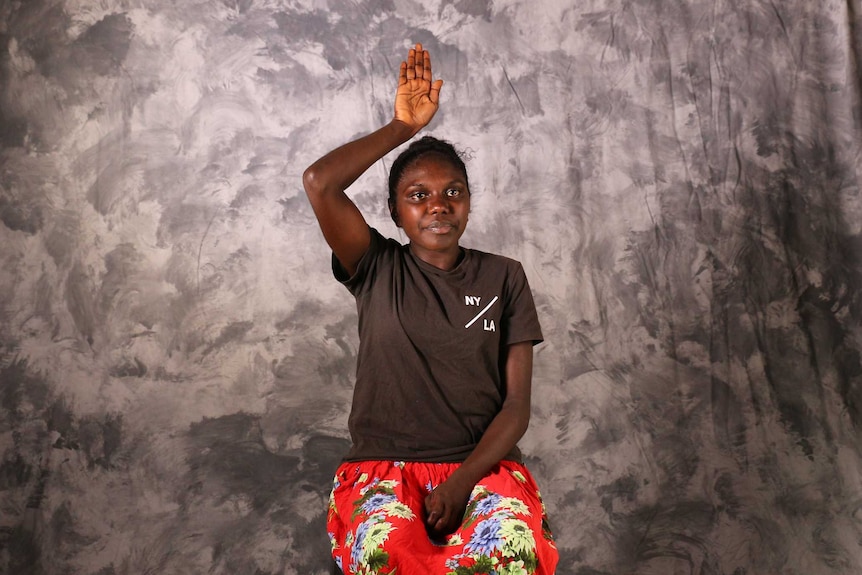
top-left (359, 227), bottom-right (406, 263)
top-left (466, 248), bottom-right (525, 274)
top-left (464, 248), bottom-right (536, 305)
top-left (369, 227), bottom-right (403, 249)
top-left (333, 227), bottom-right (403, 285)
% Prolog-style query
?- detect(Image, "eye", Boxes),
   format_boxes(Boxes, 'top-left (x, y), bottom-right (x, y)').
top-left (408, 191), bottom-right (427, 201)
top-left (445, 188), bottom-right (462, 197)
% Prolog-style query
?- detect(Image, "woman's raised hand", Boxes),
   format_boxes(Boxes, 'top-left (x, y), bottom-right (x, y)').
top-left (394, 43), bottom-right (444, 134)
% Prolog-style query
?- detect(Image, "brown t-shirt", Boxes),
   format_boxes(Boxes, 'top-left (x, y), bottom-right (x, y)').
top-left (334, 228), bottom-right (543, 463)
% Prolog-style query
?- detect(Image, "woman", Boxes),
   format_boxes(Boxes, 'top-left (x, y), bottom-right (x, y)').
top-left (303, 42), bottom-right (558, 575)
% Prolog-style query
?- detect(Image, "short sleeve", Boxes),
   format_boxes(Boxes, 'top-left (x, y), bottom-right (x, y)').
top-left (331, 227), bottom-right (387, 295)
top-left (502, 262), bottom-right (543, 346)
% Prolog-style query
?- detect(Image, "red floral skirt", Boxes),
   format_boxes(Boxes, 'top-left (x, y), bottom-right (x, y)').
top-left (327, 460), bottom-right (558, 575)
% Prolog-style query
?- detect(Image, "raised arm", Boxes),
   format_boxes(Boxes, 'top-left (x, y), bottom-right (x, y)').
top-left (302, 43), bottom-right (444, 276)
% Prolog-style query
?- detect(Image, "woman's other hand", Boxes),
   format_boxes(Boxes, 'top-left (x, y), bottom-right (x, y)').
top-left (424, 473), bottom-right (472, 540)
top-left (394, 43), bottom-right (444, 134)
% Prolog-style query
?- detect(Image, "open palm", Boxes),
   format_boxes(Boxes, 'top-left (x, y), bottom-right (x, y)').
top-left (394, 43), bottom-right (444, 132)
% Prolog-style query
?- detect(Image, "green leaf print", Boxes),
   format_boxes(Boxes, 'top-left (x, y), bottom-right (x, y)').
top-left (363, 521), bottom-right (394, 552)
top-left (449, 554), bottom-right (496, 575)
top-left (352, 484), bottom-right (399, 520)
top-left (446, 533), bottom-right (463, 546)
top-left (499, 497), bottom-right (530, 516)
top-left (364, 548), bottom-right (390, 571)
top-left (381, 501), bottom-right (415, 520)
top-left (462, 488), bottom-right (491, 529)
top-left (499, 519), bottom-right (535, 558)
top-left (498, 559), bottom-right (529, 575)
top-left (521, 552), bottom-right (538, 572)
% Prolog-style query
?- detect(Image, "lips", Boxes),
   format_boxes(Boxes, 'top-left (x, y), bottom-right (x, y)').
top-left (425, 220), bottom-right (457, 233)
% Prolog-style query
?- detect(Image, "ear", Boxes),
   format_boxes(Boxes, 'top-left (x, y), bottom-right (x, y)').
top-left (388, 198), bottom-right (400, 227)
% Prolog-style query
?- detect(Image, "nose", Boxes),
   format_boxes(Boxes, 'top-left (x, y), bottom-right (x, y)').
top-left (428, 193), bottom-right (450, 214)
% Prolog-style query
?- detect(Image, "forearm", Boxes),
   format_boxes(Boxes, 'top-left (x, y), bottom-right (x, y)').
top-left (301, 44), bottom-right (442, 276)
top-left (448, 340), bottom-right (534, 489)
top-left (451, 400), bottom-right (530, 487)
top-left (423, 393), bottom-right (530, 538)
top-left (302, 119), bottom-right (415, 197)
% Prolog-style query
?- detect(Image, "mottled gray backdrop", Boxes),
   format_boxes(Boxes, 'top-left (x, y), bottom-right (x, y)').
top-left (2, 0), bottom-right (861, 574)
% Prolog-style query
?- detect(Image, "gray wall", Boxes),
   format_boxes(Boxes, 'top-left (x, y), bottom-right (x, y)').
top-left (2, 1), bottom-right (861, 573)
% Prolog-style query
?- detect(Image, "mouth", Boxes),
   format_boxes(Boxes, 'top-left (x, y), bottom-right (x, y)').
top-left (424, 220), bottom-right (457, 234)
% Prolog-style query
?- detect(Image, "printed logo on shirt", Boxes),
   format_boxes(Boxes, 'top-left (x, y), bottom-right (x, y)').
top-left (464, 295), bottom-right (499, 331)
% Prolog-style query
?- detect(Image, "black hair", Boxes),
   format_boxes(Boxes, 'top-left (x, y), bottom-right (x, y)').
top-left (387, 136), bottom-right (470, 224)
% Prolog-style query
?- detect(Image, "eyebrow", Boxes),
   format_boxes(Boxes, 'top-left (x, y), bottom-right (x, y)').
top-left (403, 179), bottom-right (467, 189)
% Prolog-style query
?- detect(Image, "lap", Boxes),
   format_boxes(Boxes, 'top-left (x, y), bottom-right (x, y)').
top-left (327, 460), bottom-right (558, 575)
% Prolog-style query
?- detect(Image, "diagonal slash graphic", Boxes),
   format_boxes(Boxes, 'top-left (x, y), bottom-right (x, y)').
top-left (464, 296), bottom-right (499, 329)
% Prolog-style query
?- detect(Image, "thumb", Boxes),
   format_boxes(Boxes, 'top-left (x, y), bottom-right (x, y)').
top-left (429, 79), bottom-right (443, 104)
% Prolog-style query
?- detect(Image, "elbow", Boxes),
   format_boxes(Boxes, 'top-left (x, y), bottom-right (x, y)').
top-left (518, 411), bottom-right (531, 437)
top-left (502, 398), bottom-right (531, 436)
top-left (516, 399), bottom-right (532, 435)
top-left (304, 161), bottom-right (338, 198)
top-left (302, 165), bottom-right (322, 197)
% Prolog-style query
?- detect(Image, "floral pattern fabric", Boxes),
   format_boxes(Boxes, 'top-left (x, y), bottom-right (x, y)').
top-left (328, 460), bottom-right (558, 575)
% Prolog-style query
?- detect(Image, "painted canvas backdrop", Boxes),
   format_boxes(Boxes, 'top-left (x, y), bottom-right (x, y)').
top-left (2, 0), bottom-right (861, 573)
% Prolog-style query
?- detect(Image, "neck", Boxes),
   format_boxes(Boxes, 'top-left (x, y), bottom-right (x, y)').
top-left (409, 243), bottom-right (463, 271)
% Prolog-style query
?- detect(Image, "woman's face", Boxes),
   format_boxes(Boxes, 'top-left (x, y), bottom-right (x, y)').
top-left (391, 153), bottom-right (470, 268)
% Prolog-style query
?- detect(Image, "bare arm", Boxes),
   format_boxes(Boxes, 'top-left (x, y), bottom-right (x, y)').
top-left (302, 43), bottom-right (444, 276)
top-left (424, 340), bottom-right (534, 538)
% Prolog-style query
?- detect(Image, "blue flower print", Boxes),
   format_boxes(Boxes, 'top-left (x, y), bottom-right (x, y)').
top-left (426, 481), bottom-right (435, 493)
top-left (359, 477), bottom-right (382, 495)
top-left (472, 493), bottom-right (502, 517)
top-left (464, 517), bottom-right (504, 556)
top-left (351, 518), bottom-right (373, 566)
top-left (361, 492), bottom-right (397, 514)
